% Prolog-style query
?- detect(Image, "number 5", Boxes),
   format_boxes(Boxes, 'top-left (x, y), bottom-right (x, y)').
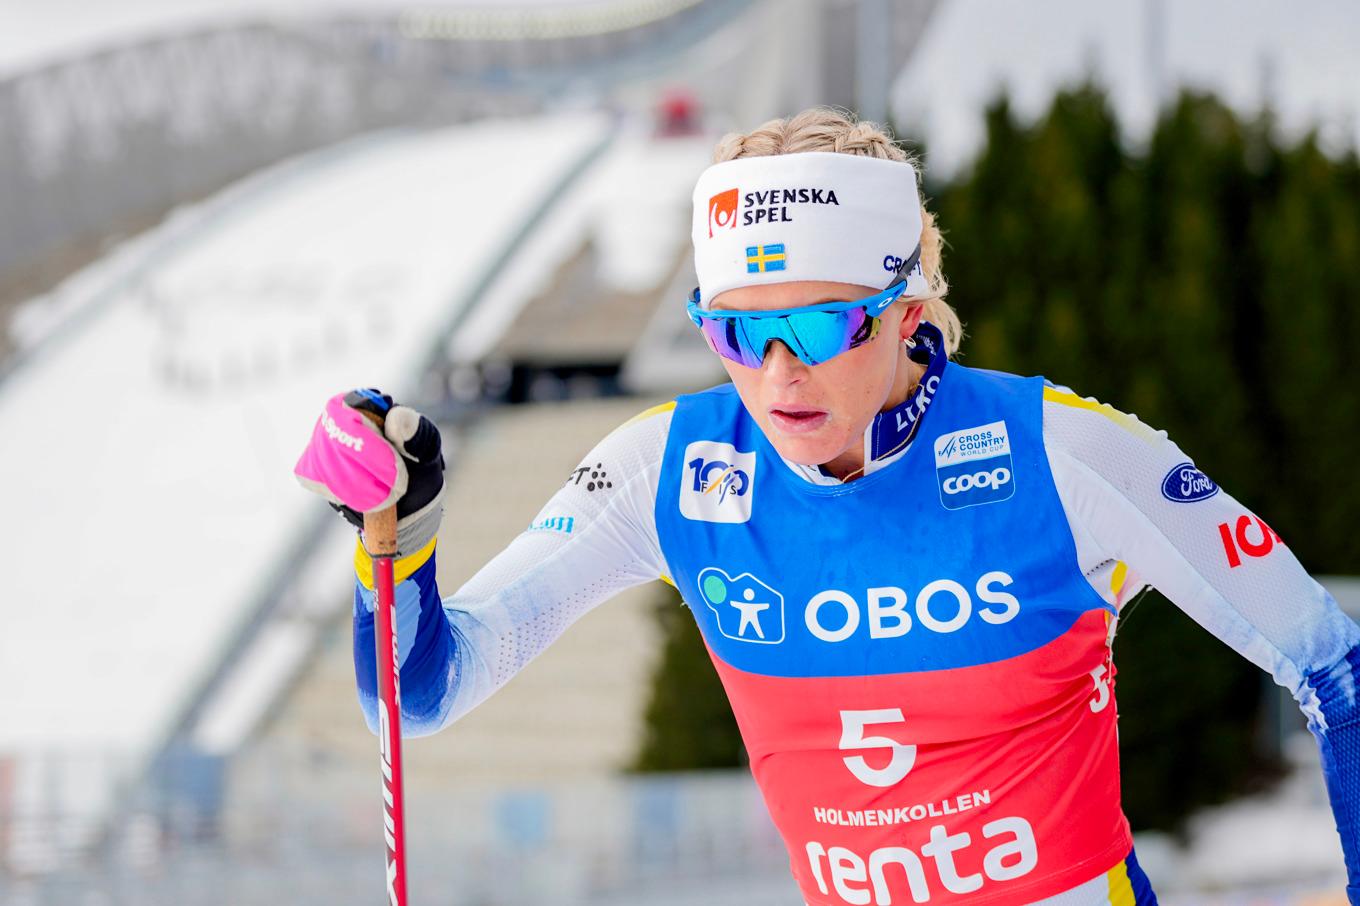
top-left (839, 709), bottom-right (916, 787)
top-left (1089, 665), bottom-right (1111, 713)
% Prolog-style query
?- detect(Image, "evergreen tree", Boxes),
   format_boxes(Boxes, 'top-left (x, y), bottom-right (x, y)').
top-left (632, 589), bottom-right (744, 771)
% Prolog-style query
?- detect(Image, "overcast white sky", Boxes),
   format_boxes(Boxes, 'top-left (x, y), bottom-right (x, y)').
top-left (894, 0), bottom-right (1360, 175)
top-left (0, 0), bottom-right (600, 75)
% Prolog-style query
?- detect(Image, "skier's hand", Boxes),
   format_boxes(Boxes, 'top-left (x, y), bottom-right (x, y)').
top-left (294, 389), bottom-right (445, 556)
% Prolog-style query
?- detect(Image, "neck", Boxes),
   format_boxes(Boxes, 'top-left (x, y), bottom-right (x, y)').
top-left (821, 346), bottom-right (925, 482)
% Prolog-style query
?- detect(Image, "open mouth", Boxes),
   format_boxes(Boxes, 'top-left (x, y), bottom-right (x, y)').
top-left (768, 407), bottom-right (829, 435)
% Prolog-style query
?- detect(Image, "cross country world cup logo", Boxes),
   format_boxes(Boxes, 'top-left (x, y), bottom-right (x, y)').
top-left (708, 188), bottom-right (739, 237)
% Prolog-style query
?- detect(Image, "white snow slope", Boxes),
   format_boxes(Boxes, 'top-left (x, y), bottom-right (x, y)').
top-left (0, 113), bottom-right (616, 760)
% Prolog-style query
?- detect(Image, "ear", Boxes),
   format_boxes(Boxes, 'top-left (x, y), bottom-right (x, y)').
top-left (898, 301), bottom-right (926, 340)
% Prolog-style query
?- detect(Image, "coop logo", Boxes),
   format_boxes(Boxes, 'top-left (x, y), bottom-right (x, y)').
top-left (696, 567), bottom-right (785, 644)
top-left (708, 188), bottom-right (740, 237)
top-left (1161, 463), bottom-right (1219, 503)
top-left (942, 467), bottom-right (1012, 496)
top-left (933, 421), bottom-right (1015, 510)
top-left (680, 441), bottom-right (756, 523)
top-left (706, 186), bottom-right (842, 236)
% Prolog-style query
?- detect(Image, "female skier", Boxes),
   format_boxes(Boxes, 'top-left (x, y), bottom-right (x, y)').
top-left (295, 108), bottom-right (1360, 905)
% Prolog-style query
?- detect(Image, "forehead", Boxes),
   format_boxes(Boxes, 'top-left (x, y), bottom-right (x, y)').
top-left (710, 280), bottom-right (882, 312)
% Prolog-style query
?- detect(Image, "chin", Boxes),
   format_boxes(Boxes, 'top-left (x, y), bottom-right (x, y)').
top-left (764, 427), bottom-right (850, 468)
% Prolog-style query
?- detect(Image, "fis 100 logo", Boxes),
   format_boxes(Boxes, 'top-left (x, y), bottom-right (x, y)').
top-left (680, 441), bottom-right (755, 523)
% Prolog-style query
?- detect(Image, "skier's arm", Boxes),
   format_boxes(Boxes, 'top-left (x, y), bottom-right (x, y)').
top-left (351, 403), bottom-right (674, 736)
top-left (1042, 385), bottom-right (1360, 898)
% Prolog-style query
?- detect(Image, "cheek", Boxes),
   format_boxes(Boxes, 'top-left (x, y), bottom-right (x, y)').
top-left (720, 361), bottom-right (769, 420)
top-left (829, 338), bottom-right (897, 413)
top-left (720, 360), bottom-right (758, 398)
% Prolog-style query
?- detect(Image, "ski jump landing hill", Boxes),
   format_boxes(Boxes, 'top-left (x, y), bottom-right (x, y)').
top-left (0, 0), bottom-right (946, 873)
top-left (0, 0), bottom-right (823, 872)
top-left (0, 112), bottom-right (717, 870)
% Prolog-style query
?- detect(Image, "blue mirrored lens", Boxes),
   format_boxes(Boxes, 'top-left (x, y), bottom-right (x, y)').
top-left (697, 307), bottom-right (876, 367)
top-left (698, 316), bottom-right (762, 368)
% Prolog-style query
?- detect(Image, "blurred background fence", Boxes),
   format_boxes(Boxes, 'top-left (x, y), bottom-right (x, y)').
top-left (4, 766), bottom-right (798, 906)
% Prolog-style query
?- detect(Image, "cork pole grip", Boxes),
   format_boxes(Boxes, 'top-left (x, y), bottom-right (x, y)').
top-left (357, 408), bottom-right (399, 558)
top-left (363, 506), bottom-right (398, 558)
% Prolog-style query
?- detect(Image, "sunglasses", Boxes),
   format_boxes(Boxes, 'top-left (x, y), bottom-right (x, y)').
top-left (686, 279), bottom-right (908, 368)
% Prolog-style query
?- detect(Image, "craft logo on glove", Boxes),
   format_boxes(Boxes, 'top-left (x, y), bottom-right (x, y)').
top-left (321, 410), bottom-right (365, 452)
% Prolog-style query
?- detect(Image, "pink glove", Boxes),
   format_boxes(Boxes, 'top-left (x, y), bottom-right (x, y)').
top-left (294, 391), bottom-right (409, 514)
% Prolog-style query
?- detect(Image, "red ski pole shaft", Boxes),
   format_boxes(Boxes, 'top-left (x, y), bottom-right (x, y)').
top-left (365, 502), bottom-right (408, 906)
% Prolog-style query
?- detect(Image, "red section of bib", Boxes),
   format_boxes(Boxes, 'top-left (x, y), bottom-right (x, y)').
top-left (710, 609), bottom-right (1132, 905)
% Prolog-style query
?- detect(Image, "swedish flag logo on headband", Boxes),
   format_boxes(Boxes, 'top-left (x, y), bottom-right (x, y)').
top-left (746, 244), bottom-right (786, 274)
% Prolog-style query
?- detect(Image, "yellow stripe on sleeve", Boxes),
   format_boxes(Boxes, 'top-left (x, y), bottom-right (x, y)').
top-left (659, 574), bottom-right (676, 588)
top-left (1105, 856), bottom-right (1136, 906)
top-left (1042, 387), bottom-right (1163, 443)
top-left (354, 535), bottom-right (437, 591)
top-left (623, 400), bottom-right (677, 427)
top-left (1111, 561), bottom-right (1129, 599)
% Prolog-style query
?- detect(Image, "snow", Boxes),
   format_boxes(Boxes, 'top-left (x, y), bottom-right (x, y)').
top-left (893, 0), bottom-right (1360, 178)
top-left (0, 113), bottom-right (614, 757)
top-left (447, 123), bottom-right (711, 363)
top-left (1127, 735), bottom-right (1347, 902)
top-left (1176, 735), bottom-right (1345, 893)
top-left (0, 112), bottom-right (720, 864)
top-left (8, 134), bottom-right (410, 367)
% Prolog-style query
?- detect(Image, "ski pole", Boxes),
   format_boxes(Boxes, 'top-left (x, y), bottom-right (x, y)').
top-left (365, 492), bottom-right (408, 906)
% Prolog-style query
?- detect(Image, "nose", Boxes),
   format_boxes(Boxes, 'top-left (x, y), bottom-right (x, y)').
top-left (761, 340), bottom-right (808, 384)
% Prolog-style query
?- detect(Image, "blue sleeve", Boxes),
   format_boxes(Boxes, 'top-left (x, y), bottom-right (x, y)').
top-left (1306, 643), bottom-right (1360, 901)
top-left (353, 544), bottom-right (459, 736)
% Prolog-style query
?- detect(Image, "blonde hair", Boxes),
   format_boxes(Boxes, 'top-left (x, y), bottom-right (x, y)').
top-left (712, 107), bottom-right (962, 356)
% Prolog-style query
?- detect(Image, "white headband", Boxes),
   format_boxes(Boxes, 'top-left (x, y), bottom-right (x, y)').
top-left (691, 151), bottom-right (928, 306)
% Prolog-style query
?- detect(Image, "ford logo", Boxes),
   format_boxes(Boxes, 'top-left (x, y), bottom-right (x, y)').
top-left (1161, 463), bottom-right (1219, 503)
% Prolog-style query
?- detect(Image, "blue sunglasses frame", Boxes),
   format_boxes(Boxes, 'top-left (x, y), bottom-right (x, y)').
top-left (685, 278), bottom-right (908, 367)
top-left (686, 245), bottom-right (923, 367)
top-left (686, 279), bottom-right (907, 323)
